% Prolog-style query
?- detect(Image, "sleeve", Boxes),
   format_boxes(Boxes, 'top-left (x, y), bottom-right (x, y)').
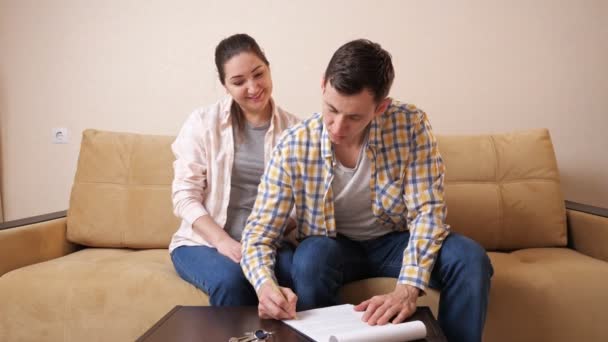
top-left (399, 110), bottom-right (450, 291)
top-left (171, 112), bottom-right (210, 225)
top-left (240, 141), bottom-right (295, 290)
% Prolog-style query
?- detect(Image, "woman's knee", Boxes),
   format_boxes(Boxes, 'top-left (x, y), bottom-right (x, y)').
top-left (208, 269), bottom-right (257, 305)
top-left (217, 269), bottom-right (251, 288)
top-left (171, 247), bottom-right (257, 305)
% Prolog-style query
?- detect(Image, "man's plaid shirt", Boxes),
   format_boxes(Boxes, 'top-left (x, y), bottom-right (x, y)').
top-left (241, 100), bottom-right (450, 292)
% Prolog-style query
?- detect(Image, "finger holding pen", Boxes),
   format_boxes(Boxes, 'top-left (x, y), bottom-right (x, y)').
top-left (276, 283), bottom-right (298, 320)
top-left (257, 281), bottom-right (298, 320)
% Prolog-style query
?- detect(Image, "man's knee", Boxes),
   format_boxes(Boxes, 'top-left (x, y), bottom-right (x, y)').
top-left (295, 236), bottom-right (341, 256)
top-left (290, 237), bottom-right (344, 309)
top-left (442, 233), bottom-right (493, 278)
top-left (292, 236), bottom-right (342, 278)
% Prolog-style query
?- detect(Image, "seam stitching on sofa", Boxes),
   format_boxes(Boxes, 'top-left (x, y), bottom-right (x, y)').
top-left (446, 179), bottom-right (557, 185)
top-left (489, 135), bottom-right (504, 250)
top-left (63, 277), bottom-right (73, 341)
top-left (123, 135), bottom-right (137, 249)
top-left (71, 181), bottom-right (170, 187)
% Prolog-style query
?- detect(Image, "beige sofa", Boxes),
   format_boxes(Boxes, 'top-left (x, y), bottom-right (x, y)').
top-left (1, 128), bottom-right (607, 342)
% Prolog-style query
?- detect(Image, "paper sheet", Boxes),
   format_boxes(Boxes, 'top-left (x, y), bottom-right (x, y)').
top-left (283, 304), bottom-right (427, 342)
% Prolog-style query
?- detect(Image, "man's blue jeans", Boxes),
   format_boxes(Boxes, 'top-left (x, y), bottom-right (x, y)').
top-left (291, 231), bottom-right (493, 342)
top-left (171, 243), bottom-right (295, 306)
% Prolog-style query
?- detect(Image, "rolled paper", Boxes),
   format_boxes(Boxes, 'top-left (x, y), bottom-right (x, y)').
top-left (328, 320), bottom-right (426, 342)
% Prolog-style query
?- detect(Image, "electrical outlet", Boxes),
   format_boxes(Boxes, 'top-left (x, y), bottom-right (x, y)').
top-left (52, 128), bottom-right (69, 144)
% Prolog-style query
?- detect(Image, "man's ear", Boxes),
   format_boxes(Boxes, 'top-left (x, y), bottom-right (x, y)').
top-left (320, 76), bottom-right (326, 92)
top-left (374, 98), bottom-right (391, 117)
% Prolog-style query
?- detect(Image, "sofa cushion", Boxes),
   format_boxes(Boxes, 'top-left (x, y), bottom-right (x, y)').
top-left (483, 248), bottom-right (608, 342)
top-left (339, 249), bottom-right (608, 342)
top-left (437, 129), bottom-right (567, 250)
top-left (0, 248), bottom-right (208, 342)
top-left (67, 129), bottom-right (180, 248)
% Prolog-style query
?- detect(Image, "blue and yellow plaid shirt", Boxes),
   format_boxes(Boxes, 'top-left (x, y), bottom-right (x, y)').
top-left (241, 100), bottom-right (450, 292)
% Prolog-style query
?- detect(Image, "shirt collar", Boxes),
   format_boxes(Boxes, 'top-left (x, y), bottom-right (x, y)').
top-left (219, 96), bottom-right (233, 125)
top-left (320, 103), bottom-right (390, 158)
top-left (320, 114), bottom-right (333, 160)
top-left (220, 96), bottom-right (278, 132)
top-left (368, 98), bottom-right (392, 150)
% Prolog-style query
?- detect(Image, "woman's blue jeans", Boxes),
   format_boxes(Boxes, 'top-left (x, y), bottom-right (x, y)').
top-left (290, 231), bottom-right (493, 342)
top-left (171, 243), bottom-right (295, 306)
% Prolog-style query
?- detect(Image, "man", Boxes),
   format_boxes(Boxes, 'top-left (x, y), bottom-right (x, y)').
top-left (241, 39), bottom-right (493, 341)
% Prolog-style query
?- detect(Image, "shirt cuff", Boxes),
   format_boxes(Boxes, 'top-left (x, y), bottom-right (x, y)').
top-left (251, 268), bottom-right (277, 292)
top-left (182, 203), bottom-right (208, 226)
top-left (398, 265), bottom-right (432, 293)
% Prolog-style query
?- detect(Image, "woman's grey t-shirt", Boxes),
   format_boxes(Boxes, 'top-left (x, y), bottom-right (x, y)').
top-left (224, 121), bottom-right (270, 241)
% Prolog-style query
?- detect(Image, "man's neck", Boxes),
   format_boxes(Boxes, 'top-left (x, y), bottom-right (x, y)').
top-left (333, 128), bottom-right (369, 168)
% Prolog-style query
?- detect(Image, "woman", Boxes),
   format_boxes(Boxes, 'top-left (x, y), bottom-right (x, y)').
top-left (169, 34), bottom-right (299, 306)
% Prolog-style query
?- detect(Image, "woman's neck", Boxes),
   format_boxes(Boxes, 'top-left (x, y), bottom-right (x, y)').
top-left (242, 103), bottom-right (272, 127)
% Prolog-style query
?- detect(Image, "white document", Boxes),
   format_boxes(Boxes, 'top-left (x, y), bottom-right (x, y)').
top-left (283, 304), bottom-right (427, 342)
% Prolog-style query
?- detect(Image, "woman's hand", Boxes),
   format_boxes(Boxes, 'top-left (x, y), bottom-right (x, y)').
top-left (192, 215), bottom-right (242, 263)
top-left (215, 235), bottom-right (242, 263)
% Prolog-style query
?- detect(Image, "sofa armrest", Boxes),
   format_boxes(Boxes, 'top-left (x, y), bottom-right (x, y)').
top-left (566, 200), bottom-right (608, 262)
top-left (0, 211), bottom-right (80, 276)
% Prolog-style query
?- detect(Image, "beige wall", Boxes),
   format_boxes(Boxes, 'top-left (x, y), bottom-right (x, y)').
top-left (0, 0), bottom-right (606, 220)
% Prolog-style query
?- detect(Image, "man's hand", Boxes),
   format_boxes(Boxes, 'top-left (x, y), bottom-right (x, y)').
top-left (215, 235), bottom-right (241, 263)
top-left (354, 284), bottom-right (420, 325)
top-left (257, 281), bottom-right (297, 320)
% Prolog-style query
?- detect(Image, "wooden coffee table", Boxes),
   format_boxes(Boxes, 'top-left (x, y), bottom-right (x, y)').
top-left (137, 306), bottom-right (447, 342)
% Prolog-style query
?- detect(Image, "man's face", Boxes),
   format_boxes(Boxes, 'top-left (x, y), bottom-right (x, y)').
top-left (321, 81), bottom-right (387, 146)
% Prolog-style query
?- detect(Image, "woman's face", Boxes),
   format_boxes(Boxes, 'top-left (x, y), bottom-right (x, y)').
top-left (222, 52), bottom-right (273, 117)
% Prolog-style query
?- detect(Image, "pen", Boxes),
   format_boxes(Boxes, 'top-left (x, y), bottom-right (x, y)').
top-left (270, 282), bottom-right (297, 319)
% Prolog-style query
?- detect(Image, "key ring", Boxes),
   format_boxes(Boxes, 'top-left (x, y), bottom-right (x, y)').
top-left (228, 329), bottom-right (274, 342)
top-left (254, 329), bottom-right (274, 340)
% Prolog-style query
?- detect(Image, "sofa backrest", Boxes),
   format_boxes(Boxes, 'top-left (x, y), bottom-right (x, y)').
top-left (67, 128), bottom-right (566, 250)
top-left (438, 129), bottom-right (566, 250)
top-left (67, 129), bottom-right (179, 248)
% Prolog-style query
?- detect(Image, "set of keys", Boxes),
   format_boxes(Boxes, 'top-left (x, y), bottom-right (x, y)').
top-left (229, 329), bottom-right (274, 342)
